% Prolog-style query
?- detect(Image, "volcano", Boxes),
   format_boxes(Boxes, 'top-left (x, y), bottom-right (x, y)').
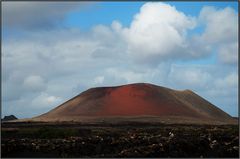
top-left (31, 83), bottom-right (235, 124)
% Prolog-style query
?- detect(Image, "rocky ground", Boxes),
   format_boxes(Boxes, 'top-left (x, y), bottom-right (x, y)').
top-left (1, 122), bottom-right (239, 158)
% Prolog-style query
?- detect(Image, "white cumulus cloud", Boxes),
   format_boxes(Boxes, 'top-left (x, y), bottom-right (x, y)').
top-left (123, 2), bottom-right (196, 64)
top-left (215, 72), bottom-right (238, 89)
top-left (198, 6), bottom-right (238, 65)
top-left (31, 93), bottom-right (62, 108)
top-left (218, 42), bottom-right (238, 64)
top-left (23, 75), bottom-right (46, 92)
top-left (199, 6), bottom-right (237, 44)
top-left (168, 65), bottom-right (212, 89)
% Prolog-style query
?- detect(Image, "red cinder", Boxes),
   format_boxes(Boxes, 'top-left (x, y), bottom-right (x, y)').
top-left (35, 83), bottom-right (233, 123)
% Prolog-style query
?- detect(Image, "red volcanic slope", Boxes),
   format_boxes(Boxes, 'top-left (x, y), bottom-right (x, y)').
top-left (36, 83), bottom-right (233, 122)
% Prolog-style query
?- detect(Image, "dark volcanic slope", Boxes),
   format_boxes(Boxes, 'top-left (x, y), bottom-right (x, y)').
top-left (2, 115), bottom-right (18, 121)
top-left (34, 83), bottom-right (233, 123)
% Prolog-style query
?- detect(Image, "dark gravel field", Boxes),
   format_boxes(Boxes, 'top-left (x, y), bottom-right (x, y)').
top-left (1, 122), bottom-right (239, 158)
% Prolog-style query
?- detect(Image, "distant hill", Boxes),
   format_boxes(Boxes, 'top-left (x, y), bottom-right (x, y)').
top-left (20, 83), bottom-right (237, 124)
top-left (2, 115), bottom-right (18, 121)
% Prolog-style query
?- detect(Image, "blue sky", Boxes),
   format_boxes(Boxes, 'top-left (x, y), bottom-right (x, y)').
top-left (65, 2), bottom-right (238, 29)
top-left (2, 1), bottom-right (238, 118)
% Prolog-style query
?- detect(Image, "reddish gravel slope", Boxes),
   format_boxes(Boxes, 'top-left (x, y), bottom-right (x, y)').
top-left (32, 83), bottom-right (234, 124)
